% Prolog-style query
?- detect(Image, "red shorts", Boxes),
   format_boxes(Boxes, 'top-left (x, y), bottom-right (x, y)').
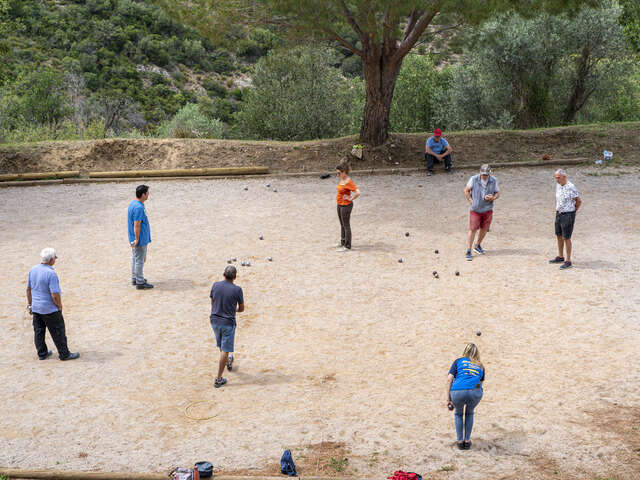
top-left (469, 210), bottom-right (493, 231)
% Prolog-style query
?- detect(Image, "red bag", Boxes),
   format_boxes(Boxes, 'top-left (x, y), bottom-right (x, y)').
top-left (387, 470), bottom-right (422, 480)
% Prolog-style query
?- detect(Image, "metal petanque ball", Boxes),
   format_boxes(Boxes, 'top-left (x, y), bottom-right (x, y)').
top-left (405, 232), bottom-right (410, 237)
top-left (259, 235), bottom-right (264, 240)
top-left (273, 188), bottom-right (278, 192)
top-left (267, 257), bottom-right (273, 261)
top-left (266, 183), bottom-right (271, 188)
top-left (434, 249), bottom-right (439, 254)
top-left (227, 259), bottom-right (232, 264)
top-left (476, 331), bottom-right (482, 336)
top-left (244, 186), bottom-right (248, 191)
top-left (398, 258), bottom-right (403, 263)
top-left (232, 257), bottom-right (237, 262)
top-left (455, 271), bottom-right (460, 276)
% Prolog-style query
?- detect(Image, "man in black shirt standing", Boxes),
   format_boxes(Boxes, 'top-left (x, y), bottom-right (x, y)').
top-left (209, 266), bottom-right (245, 388)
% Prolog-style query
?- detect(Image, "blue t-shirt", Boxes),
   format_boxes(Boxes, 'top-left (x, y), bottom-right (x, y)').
top-left (449, 357), bottom-right (485, 391)
top-left (127, 200), bottom-right (151, 246)
top-left (426, 136), bottom-right (449, 155)
top-left (27, 264), bottom-right (61, 314)
top-left (210, 280), bottom-right (244, 327)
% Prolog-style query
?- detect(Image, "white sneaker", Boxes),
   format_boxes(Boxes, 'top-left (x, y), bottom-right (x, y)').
top-left (336, 246), bottom-right (348, 252)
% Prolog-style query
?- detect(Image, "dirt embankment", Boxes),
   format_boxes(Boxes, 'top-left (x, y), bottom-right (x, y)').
top-left (0, 123), bottom-right (638, 174)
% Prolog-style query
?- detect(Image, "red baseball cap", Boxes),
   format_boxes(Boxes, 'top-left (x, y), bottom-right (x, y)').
top-left (434, 128), bottom-right (442, 136)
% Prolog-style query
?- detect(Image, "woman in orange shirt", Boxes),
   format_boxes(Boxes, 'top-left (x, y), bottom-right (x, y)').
top-left (336, 162), bottom-right (360, 251)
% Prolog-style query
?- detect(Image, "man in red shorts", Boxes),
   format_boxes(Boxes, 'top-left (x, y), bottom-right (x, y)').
top-left (464, 164), bottom-right (500, 261)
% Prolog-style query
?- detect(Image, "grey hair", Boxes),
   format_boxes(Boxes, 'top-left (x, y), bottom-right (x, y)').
top-left (40, 247), bottom-right (57, 263)
top-left (224, 265), bottom-right (237, 280)
top-left (555, 169), bottom-right (567, 176)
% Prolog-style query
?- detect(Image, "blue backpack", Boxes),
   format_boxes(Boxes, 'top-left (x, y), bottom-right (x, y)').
top-left (280, 449), bottom-right (297, 476)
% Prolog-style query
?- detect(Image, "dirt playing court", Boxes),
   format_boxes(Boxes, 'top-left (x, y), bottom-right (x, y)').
top-left (1, 166), bottom-right (639, 479)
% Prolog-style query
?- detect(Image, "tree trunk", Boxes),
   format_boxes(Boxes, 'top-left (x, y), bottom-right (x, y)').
top-left (360, 52), bottom-right (402, 146)
top-left (563, 46), bottom-right (591, 125)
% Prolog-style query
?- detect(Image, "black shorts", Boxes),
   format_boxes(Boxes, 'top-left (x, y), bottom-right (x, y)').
top-left (555, 211), bottom-right (575, 239)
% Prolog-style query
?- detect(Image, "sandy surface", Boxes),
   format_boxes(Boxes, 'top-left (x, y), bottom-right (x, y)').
top-left (1, 166), bottom-right (639, 479)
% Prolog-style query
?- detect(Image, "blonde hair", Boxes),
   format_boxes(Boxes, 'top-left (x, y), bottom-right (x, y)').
top-left (462, 343), bottom-right (483, 369)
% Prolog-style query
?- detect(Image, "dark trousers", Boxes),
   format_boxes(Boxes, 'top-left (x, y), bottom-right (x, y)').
top-left (337, 203), bottom-right (354, 248)
top-left (33, 311), bottom-right (70, 359)
top-left (425, 153), bottom-right (452, 172)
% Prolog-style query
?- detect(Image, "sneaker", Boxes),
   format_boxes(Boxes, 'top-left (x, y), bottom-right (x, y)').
top-left (214, 377), bottom-right (227, 388)
top-left (559, 261), bottom-right (572, 270)
top-left (427, 171), bottom-right (433, 177)
top-left (336, 246), bottom-right (348, 252)
top-left (60, 352), bottom-right (80, 361)
top-left (549, 256), bottom-right (564, 264)
top-left (466, 250), bottom-right (473, 261)
top-left (227, 354), bottom-right (234, 371)
top-left (473, 245), bottom-right (486, 255)
top-left (136, 282), bottom-right (154, 289)
top-left (446, 168), bottom-right (454, 174)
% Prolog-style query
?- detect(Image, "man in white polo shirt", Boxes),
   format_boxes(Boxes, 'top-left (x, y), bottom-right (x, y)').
top-left (549, 169), bottom-right (582, 270)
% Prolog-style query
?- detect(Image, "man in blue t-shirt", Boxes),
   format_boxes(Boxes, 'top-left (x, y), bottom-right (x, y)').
top-left (210, 266), bottom-right (245, 388)
top-left (127, 185), bottom-right (153, 289)
top-left (425, 128), bottom-right (453, 176)
top-left (26, 247), bottom-right (80, 361)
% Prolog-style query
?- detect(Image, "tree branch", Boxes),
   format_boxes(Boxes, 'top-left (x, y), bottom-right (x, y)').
top-left (340, 0), bottom-right (366, 43)
top-left (393, 8), bottom-right (439, 63)
top-left (403, 10), bottom-right (419, 40)
top-left (382, 5), bottom-right (399, 57)
top-left (324, 28), bottom-right (364, 57)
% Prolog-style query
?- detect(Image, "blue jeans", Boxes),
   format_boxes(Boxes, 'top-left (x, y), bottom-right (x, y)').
top-left (131, 244), bottom-right (147, 284)
top-left (450, 387), bottom-right (483, 441)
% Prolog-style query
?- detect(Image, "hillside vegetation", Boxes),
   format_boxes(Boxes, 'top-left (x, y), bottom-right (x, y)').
top-left (0, 0), bottom-right (639, 148)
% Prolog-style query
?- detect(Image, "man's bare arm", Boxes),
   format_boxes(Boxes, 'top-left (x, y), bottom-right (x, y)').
top-left (131, 221), bottom-right (141, 246)
top-left (27, 286), bottom-right (32, 306)
top-left (51, 292), bottom-right (62, 312)
top-left (574, 196), bottom-right (582, 212)
top-left (464, 186), bottom-right (473, 204)
top-left (237, 303), bottom-right (245, 313)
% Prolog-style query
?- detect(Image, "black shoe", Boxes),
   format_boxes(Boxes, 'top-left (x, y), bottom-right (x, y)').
top-left (132, 278), bottom-right (147, 285)
top-left (136, 282), bottom-right (154, 289)
top-left (463, 440), bottom-right (472, 450)
top-left (214, 377), bottom-right (227, 388)
top-left (559, 261), bottom-right (572, 270)
top-left (456, 441), bottom-right (465, 450)
top-left (39, 350), bottom-right (52, 360)
top-left (60, 352), bottom-right (80, 361)
top-left (549, 256), bottom-right (564, 264)
top-left (227, 354), bottom-right (234, 371)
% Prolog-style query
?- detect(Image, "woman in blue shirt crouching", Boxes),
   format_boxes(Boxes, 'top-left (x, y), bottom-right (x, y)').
top-left (446, 343), bottom-right (485, 450)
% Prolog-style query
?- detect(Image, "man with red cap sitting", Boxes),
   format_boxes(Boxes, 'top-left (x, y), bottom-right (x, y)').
top-left (425, 128), bottom-right (453, 176)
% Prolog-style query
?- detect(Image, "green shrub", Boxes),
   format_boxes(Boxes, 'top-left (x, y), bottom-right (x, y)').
top-left (202, 77), bottom-right (227, 97)
top-left (235, 46), bottom-right (363, 140)
top-left (211, 51), bottom-right (234, 74)
top-left (390, 54), bottom-right (451, 132)
top-left (157, 103), bottom-right (223, 138)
